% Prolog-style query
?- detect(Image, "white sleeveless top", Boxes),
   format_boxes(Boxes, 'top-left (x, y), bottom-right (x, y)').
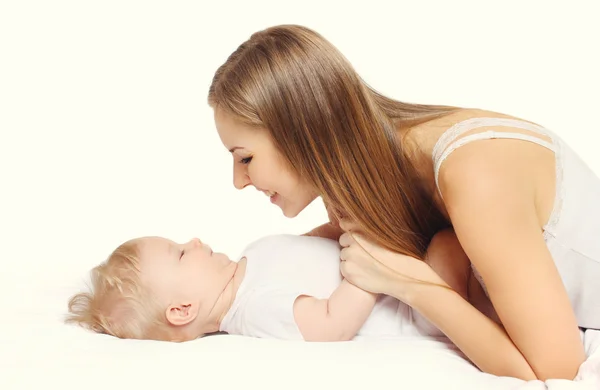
top-left (432, 117), bottom-right (600, 330)
top-left (220, 234), bottom-right (444, 340)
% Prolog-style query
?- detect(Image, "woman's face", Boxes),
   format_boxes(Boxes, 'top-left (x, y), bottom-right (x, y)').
top-left (213, 107), bottom-right (318, 218)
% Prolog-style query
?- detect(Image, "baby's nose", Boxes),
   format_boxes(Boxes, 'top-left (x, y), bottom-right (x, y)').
top-left (190, 237), bottom-right (202, 247)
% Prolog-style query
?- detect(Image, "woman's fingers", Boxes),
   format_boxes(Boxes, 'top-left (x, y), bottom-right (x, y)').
top-left (340, 246), bottom-right (348, 261)
top-left (339, 232), bottom-right (354, 247)
top-left (339, 259), bottom-right (352, 278)
top-left (339, 217), bottom-right (349, 231)
top-left (350, 232), bottom-right (375, 256)
top-left (339, 217), bottom-right (360, 232)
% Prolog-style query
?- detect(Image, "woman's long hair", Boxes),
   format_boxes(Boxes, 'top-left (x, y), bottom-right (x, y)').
top-left (208, 25), bottom-right (457, 259)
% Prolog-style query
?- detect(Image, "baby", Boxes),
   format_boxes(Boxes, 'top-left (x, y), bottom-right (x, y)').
top-left (66, 230), bottom-right (493, 342)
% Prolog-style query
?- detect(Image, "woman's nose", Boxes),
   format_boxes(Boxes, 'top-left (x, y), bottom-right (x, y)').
top-left (233, 164), bottom-right (251, 190)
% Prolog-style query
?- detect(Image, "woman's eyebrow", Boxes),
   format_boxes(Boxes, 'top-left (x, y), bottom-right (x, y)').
top-left (229, 146), bottom-right (243, 153)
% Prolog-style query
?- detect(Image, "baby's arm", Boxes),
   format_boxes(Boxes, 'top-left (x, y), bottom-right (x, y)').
top-left (293, 279), bottom-right (377, 341)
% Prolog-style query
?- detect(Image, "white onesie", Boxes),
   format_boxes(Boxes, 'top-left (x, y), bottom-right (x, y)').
top-left (219, 234), bottom-right (443, 340)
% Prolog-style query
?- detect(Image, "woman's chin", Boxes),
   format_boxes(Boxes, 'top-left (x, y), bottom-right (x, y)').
top-left (280, 197), bottom-right (317, 218)
top-left (280, 204), bottom-right (301, 219)
top-left (281, 208), bottom-right (296, 218)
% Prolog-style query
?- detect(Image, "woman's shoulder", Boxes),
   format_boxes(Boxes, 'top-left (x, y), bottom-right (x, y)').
top-left (407, 107), bottom-right (543, 189)
top-left (410, 108), bottom-right (539, 146)
top-left (413, 107), bottom-right (548, 171)
top-left (424, 109), bottom-right (548, 200)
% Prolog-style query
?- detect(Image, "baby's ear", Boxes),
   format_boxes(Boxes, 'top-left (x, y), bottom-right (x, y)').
top-left (165, 303), bottom-right (199, 326)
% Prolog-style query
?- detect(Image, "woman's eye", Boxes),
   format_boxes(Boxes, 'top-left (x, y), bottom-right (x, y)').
top-left (240, 156), bottom-right (253, 164)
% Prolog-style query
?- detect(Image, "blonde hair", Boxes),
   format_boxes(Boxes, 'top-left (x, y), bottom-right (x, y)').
top-left (208, 24), bottom-right (457, 259)
top-left (65, 239), bottom-right (177, 341)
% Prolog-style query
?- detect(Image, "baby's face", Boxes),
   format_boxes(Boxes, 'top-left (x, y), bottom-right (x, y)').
top-left (136, 236), bottom-right (236, 330)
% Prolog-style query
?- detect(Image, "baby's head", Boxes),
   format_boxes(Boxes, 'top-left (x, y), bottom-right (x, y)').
top-left (66, 236), bottom-right (237, 342)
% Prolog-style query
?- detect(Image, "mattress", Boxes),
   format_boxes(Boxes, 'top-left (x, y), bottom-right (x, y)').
top-left (3, 288), bottom-right (599, 390)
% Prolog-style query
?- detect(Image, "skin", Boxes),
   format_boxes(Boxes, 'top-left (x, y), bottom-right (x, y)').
top-left (137, 236), bottom-right (247, 341)
top-left (212, 106), bottom-right (586, 381)
top-left (134, 235), bottom-right (379, 342)
top-left (213, 106), bottom-right (318, 218)
top-left (294, 227), bottom-right (476, 341)
top-left (140, 234), bottom-right (375, 341)
top-left (138, 233), bottom-right (379, 342)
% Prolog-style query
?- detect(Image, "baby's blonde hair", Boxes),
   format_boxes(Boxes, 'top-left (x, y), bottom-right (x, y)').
top-left (65, 239), bottom-right (176, 341)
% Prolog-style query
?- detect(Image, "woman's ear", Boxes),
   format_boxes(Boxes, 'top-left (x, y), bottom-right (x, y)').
top-left (165, 303), bottom-right (199, 326)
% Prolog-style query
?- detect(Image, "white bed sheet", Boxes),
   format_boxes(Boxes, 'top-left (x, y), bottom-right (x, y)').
top-left (1, 272), bottom-right (598, 390)
top-left (3, 305), bottom-right (600, 390)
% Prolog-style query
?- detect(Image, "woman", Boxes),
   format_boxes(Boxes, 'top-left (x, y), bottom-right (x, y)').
top-left (207, 24), bottom-right (600, 381)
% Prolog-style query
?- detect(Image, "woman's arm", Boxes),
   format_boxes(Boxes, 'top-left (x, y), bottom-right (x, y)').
top-left (293, 279), bottom-right (377, 341)
top-left (425, 228), bottom-right (500, 323)
top-left (407, 282), bottom-right (537, 380)
top-left (337, 224), bottom-right (540, 379)
top-left (423, 228), bottom-right (471, 302)
top-left (437, 142), bottom-right (585, 380)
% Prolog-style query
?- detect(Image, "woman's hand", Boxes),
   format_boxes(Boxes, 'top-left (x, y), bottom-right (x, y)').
top-left (338, 218), bottom-right (449, 303)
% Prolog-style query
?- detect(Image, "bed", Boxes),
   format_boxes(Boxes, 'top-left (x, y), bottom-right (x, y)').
top-left (4, 278), bottom-right (600, 390)
top-left (3, 1), bottom-right (600, 389)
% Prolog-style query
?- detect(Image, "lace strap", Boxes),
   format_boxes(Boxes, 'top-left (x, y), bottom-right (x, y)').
top-left (431, 117), bottom-right (550, 168)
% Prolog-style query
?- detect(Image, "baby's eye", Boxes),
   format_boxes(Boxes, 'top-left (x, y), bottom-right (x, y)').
top-left (240, 156), bottom-right (253, 164)
top-left (180, 250), bottom-right (185, 260)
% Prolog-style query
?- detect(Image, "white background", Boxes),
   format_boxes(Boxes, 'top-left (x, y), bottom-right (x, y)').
top-left (1, 0), bottom-right (599, 388)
